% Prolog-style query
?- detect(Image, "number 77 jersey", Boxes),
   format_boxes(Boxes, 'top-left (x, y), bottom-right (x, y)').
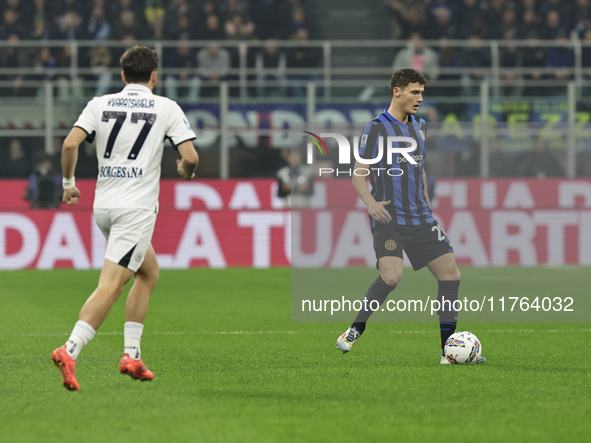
top-left (73, 83), bottom-right (196, 212)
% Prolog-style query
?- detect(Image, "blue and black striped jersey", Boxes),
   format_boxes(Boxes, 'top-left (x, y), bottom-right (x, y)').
top-left (358, 110), bottom-right (434, 228)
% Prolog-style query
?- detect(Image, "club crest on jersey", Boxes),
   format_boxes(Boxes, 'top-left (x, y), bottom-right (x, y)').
top-left (419, 129), bottom-right (425, 141)
top-left (385, 239), bottom-right (397, 250)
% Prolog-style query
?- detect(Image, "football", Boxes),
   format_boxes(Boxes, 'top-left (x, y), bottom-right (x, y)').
top-left (444, 331), bottom-right (482, 364)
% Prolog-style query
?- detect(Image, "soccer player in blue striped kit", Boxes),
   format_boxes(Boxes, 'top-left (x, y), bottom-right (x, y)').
top-left (336, 68), bottom-right (485, 364)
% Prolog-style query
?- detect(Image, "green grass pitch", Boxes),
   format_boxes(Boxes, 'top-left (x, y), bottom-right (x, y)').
top-left (0, 267), bottom-right (589, 443)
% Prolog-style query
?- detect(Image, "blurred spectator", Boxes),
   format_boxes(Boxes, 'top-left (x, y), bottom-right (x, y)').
top-left (277, 149), bottom-right (314, 209)
top-left (33, 0), bottom-right (48, 19)
top-left (0, 34), bottom-right (30, 97)
top-left (198, 14), bottom-right (225, 40)
top-left (457, 0), bottom-right (486, 38)
top-left (250, 0), bottom-right (290, 39)
top-left (112, 9), bottom-right (146, 40)
top-left (144, 0), bottom-right (165, 27)
top-left (255, 40), bottom-right (287, 97)
top-left (461, 34), bottom-right (491, 96)
top-left (166, 14), bottom-right (193, 40)
top-left (87, 6), bottom-right (111, 40)
top-left (225, 13), bottom-right (255, 40)
top-left (4, 0), bottom-right (28, 17)
top-left (55, 9), bottom-right (86, 40)
top-left (24, 152), bottom-right (62, 209)
top-left (575, 9), bottom-right (591, 38)
top-left (433, 36), bottom-right (462, 97)
top-left (487, 6), bottom-right (516, 39)
top-left (1, 139), bottom-right (29, 178)
top-left (108, 0), bottom-right (144, 25)
top-left (287, 28), bottom-right (322, 98)
top-left (500, 29), bottom-right (523, 96)
top-left (521, 31), bottom-right (547, 96)
top-left (55, 44), bottom-right (83, 101)
top-left (428, 0), bottom-right (458, 23)
top-left (53, 0), bottom-right (91, 22)
top-left (458, 139), bottom-right (514, 177)
top-left (165, 0), bottom-right (193, 29)
top-left (401, 6), bottom-right (428, 38)
top-left (519, 9), bottom-right (543, 39)
top-left (582, 29), bottom-right (591, 94)
top-left (519, 0), bottom-right (540, 17)
top-left (165, 41), bottom-right (200, 103)
top-left (516, 137), bottom-right (565, 178)
top-left (539, 0), bottom-right (572, 31)
top-left (500, 8), bottom-right (518, 38)
top-left (90, 46), bottom-right (113, 96)
top-left (545, 30), bottom-right (574, 84)
top-left (386, 0), bottom-right (427, 39)
top-left (149, 12), bottom-right (165, 39)
top-left (0, 9), bottom-right (24, 39)
top-left (392, 32), bottom-right (439, 81)
top-left (201, 0), bottom-right (218, 18)
top-left (290, 7), bottom-right (307, 38)
top-left (543, 10), bottom-right (564, 39)
top-left (486, 0), bottom-right (506, 32)
top-left (426, 7), bottom-right (457, 39)
top-left (219, 0), bottom-right (252, 23)
top-left (197, 43), bottom-right (231, 97)
top-left (33, 46), bottom-right (57, 95)
top-left (30, 16), bottom-right (52, 40)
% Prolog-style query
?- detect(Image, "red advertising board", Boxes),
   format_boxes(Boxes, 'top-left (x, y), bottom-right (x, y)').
top-left (1, 178), bottom-right (590, 269)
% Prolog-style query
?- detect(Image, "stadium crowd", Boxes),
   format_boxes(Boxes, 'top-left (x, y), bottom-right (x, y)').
top-left (0, 0), bottom-right (319, 99)
top-left (1, 0), bottom-right (588, 181)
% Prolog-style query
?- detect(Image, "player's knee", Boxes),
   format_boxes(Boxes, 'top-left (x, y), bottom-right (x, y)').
top-left (138, 267), bottom-right (159, 288)
top-left (381, 271), bottom-right (402, 287)
top-left (150, 268), bottom-right (160, 286)
top-left (100, 280), bottom-right (127, 298)
top-left (439, 268), bottom-right (461, 282)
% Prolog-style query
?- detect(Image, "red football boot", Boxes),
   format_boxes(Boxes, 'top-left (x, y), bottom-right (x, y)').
top-left (51, 345), bottom-right (80, 391)
top-left (119, 354), bottom-right (154, 381)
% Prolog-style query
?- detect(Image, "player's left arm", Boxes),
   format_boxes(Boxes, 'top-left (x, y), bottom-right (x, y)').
top-left (176, 140), bottom-right (199, 180)
top-left (61, 127), bottom-right (88, 205)
top-left (422, 167), bottom-right (431, 210)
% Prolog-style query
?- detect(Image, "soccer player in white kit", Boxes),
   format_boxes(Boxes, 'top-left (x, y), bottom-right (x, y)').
top-left (51, 46), bottom-right (199, 391)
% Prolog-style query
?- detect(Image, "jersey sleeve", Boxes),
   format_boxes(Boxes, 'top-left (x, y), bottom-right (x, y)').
top-left (358, 121), bottom-right (383, 160)
top-left (166, 102), bottom-right (197, 147)
top-left (418, 118), bottom-right (427, 158)
top-left (73, 98), bottom-right (98, 142)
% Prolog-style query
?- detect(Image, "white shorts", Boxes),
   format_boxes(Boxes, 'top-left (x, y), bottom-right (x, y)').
top-left (94, 208), bottom-right (157, 272)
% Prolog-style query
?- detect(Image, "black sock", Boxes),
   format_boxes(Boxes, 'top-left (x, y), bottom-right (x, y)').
top-left (351, 276), bottom-right (396, 335)
top-left (438, 280), bottom-right (460, 352)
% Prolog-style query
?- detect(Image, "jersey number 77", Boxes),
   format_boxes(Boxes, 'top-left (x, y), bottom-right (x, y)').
top-left (101, 111), bottom-right (157, 160)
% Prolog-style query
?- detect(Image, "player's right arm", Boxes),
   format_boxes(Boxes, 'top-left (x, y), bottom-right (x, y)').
top-left (352, 161), bottom-right (391, 224)
top-left (61, 127), bottom-right (88, 205)
top-left (176, 140), bottom-right (199, 180)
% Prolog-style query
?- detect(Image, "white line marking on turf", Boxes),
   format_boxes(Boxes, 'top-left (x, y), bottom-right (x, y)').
top-left (1, 329), bottom-right (590, 337)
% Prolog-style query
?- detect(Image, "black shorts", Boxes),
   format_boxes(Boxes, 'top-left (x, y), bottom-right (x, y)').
top-left (372, 220), bottom-right (454, 271)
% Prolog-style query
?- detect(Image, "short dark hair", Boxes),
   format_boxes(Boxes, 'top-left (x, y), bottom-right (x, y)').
top-left (390, 68), bottom-right (427, 94)
top-left (120, 45), bottom-right (159, 83)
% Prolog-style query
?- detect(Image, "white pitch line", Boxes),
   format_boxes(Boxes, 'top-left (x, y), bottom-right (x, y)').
top-left (0, 329), bottom-right (590, 337)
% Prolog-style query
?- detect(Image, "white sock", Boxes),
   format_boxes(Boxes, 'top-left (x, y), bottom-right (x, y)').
top-left (65, 320), bottom-right (96, 360)
top-left (124, 322), bottom-right (144, 361)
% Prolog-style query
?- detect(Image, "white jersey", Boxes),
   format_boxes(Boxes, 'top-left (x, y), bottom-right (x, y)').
top-left (74, 84), bottom-right (196, 211)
